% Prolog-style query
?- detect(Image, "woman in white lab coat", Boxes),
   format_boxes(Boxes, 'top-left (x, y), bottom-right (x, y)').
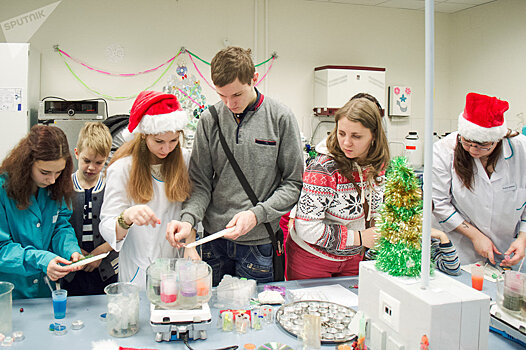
top-left (100, 91), bottom-right (196, 289)
top-left (432, 92), bottom-right (526, 268)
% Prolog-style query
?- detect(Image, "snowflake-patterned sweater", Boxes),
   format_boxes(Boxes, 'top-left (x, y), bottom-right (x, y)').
top-left (290, 154), bottom-right (385, 261)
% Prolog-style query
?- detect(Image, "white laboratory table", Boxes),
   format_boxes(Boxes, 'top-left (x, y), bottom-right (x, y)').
top-left (9, 272), bottom-right (525, 350)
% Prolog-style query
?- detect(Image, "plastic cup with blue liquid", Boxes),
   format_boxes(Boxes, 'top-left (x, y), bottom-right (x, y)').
top-left (52, 289), bottom-right (67, 319)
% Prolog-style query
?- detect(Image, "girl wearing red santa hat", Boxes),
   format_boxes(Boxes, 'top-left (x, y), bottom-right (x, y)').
top-left (99, 91), bottom-right (197, 289)
top-left (432, 92), bottom-right (526, 269)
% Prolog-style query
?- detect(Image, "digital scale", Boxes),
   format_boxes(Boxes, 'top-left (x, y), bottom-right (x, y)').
top-left (489, 302), bottom-right (526, 347)
top-left (488, 270), bottom-right (526, 347)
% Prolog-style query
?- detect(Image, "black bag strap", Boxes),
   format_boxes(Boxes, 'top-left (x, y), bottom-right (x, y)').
top-left (209, 105), bottom-right (283, 256)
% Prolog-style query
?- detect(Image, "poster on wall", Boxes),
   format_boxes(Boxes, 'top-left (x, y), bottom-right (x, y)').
top-left (388, 86), bottom-right (412, 117)
top-left (0, 88), bottom-right (22, 112)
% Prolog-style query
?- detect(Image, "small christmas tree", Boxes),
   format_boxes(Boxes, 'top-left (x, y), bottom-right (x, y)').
top-left (163, 61), bottom-right (209, 132)
top-left (375, 156), bottom-right (429, 277)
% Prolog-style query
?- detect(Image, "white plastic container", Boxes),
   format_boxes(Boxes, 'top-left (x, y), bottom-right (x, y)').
top-left (404, 131), bottom-right (423, 169)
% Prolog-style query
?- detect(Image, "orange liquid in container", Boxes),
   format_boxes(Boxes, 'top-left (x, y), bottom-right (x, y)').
top-left (472, 275), bottom-right (484, 291)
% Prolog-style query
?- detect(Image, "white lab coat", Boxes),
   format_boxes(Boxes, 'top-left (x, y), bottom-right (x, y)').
top-left (99, 150), bottom-right (190, 289)
top-left (432, 132), bottom-right (526, 265)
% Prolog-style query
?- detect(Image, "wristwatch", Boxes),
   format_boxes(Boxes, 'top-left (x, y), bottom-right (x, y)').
top-left (117, 212), bottom-right (133, 229)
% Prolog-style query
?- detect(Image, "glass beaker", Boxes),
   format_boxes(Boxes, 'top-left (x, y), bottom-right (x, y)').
top-left (177, 259), bottom-right (197, 308)
top-left (160, 271), bottom-right (178, 305)
top-left (0, 282), bottom-right (14, 335)
top-left (496, 271), bottom-right (526, 321)
top-left (503, 271), bottom-right (523, 312)
top-left (196, 261), bottom-right (212, 304)
top-left (146, 261), bottom-right (162, 306)
top-left (104, 282), bottom-right (139, 337)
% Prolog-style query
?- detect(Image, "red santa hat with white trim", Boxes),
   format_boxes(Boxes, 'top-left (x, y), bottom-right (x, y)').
top-left (127, 91), bottom-right (189, 135)
top-left (458, 92), bottom-right (509, 142)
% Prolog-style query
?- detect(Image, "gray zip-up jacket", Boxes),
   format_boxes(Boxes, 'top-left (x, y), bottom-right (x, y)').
top-left (180, 96), bottom-right (304, 245)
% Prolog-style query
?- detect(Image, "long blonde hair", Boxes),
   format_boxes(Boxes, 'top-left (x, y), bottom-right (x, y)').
top-left (327, 98), bottom-right (390, 185)
top-left (109, 133), bottom-right (191, 203)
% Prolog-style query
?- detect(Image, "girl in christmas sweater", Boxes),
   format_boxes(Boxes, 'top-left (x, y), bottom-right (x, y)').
top-left (286, 97), bottom-right (390, 280)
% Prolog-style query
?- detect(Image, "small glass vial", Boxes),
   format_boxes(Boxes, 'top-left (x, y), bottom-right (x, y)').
top-left (221, 311), bottom-right (234, 332)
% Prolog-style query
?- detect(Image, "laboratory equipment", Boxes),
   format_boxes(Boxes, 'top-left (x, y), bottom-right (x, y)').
top-left (38, 99), bottom-right (107, 168)
top-left (313, 65), bottom-right (386, 116)
top-left (275, 300), bottom-right (356, 343)
top-left (146, 258), bottom-right (212, 342)
top-left (404, 131), bottom-right (423, 169)
top-left (51, 289), bottom-right (67, 319)
top-left (490, 271), bottom-right (526, 345)
top-left (0, 282), bottom-right (14, 335)
top-left (104, 282), bottom-right (139, 338)
top-left (471, 264), bottom-right (485, 291)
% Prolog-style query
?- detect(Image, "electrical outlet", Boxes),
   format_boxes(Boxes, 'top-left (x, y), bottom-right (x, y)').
top-left (379, 290), bottom-right (401, 332)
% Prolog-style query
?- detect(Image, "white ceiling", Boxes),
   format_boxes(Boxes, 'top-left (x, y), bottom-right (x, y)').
top-left (305, 0), bottom-right (496, 14)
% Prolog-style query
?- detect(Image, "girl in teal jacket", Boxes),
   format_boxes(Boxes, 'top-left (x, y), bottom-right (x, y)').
top-left (0, 125), bottom-right (82, 299)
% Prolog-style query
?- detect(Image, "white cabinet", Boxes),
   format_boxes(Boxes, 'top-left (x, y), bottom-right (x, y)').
top-left (314, 65), bottom-right (386, 113)
top-left (0, 43), bottom-right (40, 161)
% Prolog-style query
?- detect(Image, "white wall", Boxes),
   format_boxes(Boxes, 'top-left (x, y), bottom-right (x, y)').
top-left (265, 0), bottom-right (452, 152)
top-left (3, 0), bottom-right (510, 155)
top-left (449, 0), bottom-right (526, 133)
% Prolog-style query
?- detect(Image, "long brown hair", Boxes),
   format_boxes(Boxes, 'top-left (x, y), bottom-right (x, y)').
top-left (0, 125), bottom-right (73, 210)
top-left (327, 98), bottom-right (390, 187)
top-left (454, 129), bottom-right (518, 190)
top-left (109, 133), bottom-right (191, 203)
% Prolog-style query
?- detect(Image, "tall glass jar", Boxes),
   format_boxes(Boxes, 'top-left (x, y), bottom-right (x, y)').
top-left (0, 282), bottom-right (14, 335)
top-left (104, 282), bottom-right (139, 337)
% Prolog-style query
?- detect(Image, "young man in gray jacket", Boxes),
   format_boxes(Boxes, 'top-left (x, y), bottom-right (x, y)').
top-left (166, 47), bottom-right (303, 285)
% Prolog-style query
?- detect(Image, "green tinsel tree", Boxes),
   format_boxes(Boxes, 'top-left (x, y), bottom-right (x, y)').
top-left (375, 156), bottom-right (431, 277)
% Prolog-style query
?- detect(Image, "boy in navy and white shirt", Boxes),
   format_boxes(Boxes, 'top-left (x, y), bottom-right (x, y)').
top-left (61, 122), bottom-right (118, 295)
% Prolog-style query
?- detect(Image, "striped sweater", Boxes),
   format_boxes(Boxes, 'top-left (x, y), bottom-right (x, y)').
top-left (365, 238), bottom-right (460, 275)
top-left (431, 238), bottom-right (460, 275)
top-left (292, 154), bottom-right (384, 261)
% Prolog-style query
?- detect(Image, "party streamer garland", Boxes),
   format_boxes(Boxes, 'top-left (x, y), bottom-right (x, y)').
top-left (56, 46), bottom-right (277, 101)
top-left (185, 48), bottom-right (274, 68)
top-left (169, 50), bottom-right (276, 93)
top-left (57, 48), bottom-right (180, 100)
top-left (57, 47), bottom-right (179, 77)
top-left (187, 52), bottom-right (217, 91)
